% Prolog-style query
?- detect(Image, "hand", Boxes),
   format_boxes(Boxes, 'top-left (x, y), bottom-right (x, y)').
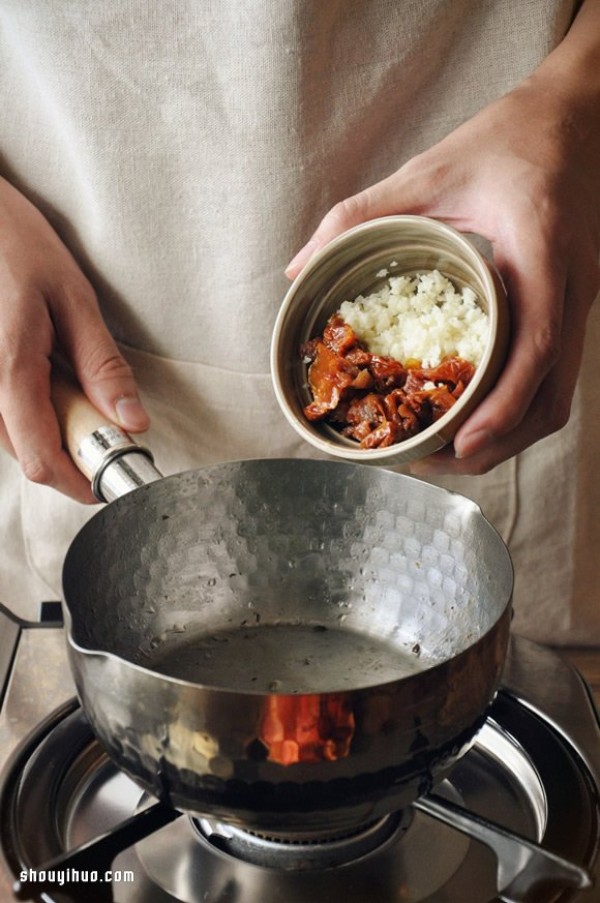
top-left (0, 177), bottom-right (150, 501)
top-left (285, 75), bottom-right (600, 474)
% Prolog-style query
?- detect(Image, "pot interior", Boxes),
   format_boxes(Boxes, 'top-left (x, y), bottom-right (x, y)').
top-left (63, 459), bottom-right (513, 693)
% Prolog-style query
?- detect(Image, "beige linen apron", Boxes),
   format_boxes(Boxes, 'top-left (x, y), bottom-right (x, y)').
top-left (1, 0), bottom-right (597, 644)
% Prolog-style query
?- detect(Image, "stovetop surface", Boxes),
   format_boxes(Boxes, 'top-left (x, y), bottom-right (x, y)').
top-left (1, 608), bottom-right (599, 902)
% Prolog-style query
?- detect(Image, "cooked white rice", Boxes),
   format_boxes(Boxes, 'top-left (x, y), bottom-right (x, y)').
top-left (338, 269), bottom-right (488, 367)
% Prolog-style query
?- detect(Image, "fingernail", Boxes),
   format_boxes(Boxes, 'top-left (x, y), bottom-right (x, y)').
top-left (284, 239), bottom-right (319, 277)
top-left (115, 395), bottom-right (150, 431)
top-left (455, 427), bottom-right (494, 459)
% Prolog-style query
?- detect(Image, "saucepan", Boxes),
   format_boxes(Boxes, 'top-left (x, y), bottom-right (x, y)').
top-left (54, 372), bottom-right (513, 833)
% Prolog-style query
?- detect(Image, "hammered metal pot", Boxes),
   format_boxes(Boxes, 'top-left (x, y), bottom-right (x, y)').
top-left (62, 458), bottom-right (513, 832)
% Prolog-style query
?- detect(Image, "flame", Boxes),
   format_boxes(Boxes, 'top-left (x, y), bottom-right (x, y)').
top-left (259, 693), bottom-right (355, 765)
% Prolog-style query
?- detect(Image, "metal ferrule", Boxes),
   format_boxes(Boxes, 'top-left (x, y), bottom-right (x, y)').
top-left (77, 425), bottom-right (163, 502)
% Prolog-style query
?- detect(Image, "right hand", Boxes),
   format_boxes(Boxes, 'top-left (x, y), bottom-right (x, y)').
top-left (286, 75), bottom-right (600, 475)
top-left (0, 176), bottom-right (150, 502)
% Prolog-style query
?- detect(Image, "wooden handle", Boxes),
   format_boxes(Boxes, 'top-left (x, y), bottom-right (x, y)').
top-left (51, 365), bottom-right (123, 469)
top-left (50, 360), bottom-right (147, 490)
top-left (50, 359), bottom-right (161, 501)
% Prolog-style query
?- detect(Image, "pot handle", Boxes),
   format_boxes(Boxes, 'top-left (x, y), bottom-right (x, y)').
top-left (51, 362), bottom-right (163, 502)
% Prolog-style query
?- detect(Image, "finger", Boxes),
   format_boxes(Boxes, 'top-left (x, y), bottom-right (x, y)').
top-left (411, 380), bottom-right (565, 476)
top-left (51, 282), bottom-right (150, 433)
top-left (0, 354), bottom-right (96, 503)
top-left (453, 223), bottom-right (566, 459)
top-left (412, 270), bottom-right (592, 476)
top-left (411, 361), bottom-right (573, 475)
top-left (411, 385), bottom-right (558, 476)
top-left (285, 167), bottom-right (431, 279)
top-left (0, 415), bottom-right (16, 456)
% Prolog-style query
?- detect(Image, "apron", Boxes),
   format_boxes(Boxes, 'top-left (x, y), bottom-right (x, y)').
top-left (2, 0), bottom-right (597, 644)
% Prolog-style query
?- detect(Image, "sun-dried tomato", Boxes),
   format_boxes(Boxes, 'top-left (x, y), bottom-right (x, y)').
top-left (302, 314), bottom-right (475, 448)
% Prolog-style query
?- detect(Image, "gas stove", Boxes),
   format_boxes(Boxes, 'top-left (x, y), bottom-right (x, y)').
top-left (0, 602), bottom-right (599, 903)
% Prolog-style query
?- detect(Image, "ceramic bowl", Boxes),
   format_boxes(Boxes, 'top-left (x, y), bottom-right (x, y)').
top-left (271, 215), bottom-right (510, 465)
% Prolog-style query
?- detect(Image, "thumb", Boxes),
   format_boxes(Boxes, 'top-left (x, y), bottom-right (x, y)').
top-left (79, 344), bottom-right (150, 433)
top-left (285, 168), bottom-right (428, 279)
top-left (58, 301), bottom-right (150, 434)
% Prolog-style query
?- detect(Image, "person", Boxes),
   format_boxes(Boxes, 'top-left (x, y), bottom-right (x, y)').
top-left (0, 1), bottom-right (598, 643)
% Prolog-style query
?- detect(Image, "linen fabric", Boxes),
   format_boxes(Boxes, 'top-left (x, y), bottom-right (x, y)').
top-left (1, 0), bottom-right (598, 643)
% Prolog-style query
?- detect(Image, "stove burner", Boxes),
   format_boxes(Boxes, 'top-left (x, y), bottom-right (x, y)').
top-left (2, 676), bottom-right (598, 902)
top-left (191, 811), bottom-right (410, 869)
top-left (135, 795), bottom-right (471, 901)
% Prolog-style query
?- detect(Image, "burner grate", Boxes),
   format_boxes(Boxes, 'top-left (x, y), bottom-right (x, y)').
top-left (1, 685), bottom-right (598, 903)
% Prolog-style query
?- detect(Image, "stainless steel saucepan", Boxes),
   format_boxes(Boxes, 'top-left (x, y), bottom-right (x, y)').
top-left (54, 372), bottom-right (513, 833)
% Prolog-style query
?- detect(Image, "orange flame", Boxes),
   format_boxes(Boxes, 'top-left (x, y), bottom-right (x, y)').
top-left (260, 694), bottom-right (356, 765)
